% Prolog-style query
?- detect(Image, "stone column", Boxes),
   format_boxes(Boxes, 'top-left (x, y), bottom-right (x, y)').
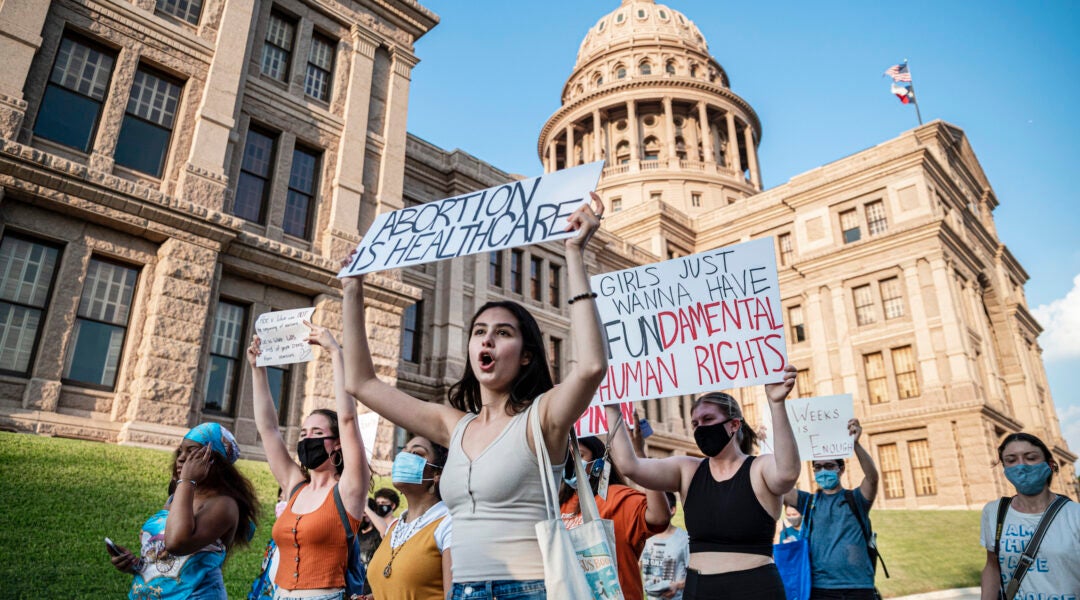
top-left (744, 124), bottom-right (760, 188)
top-left (805, 287), bottom-right (834, 395)
top-left (566, 125), bottom-right (576, 168)
top-left (432, 256), bottom-right (467, 383)
top-left (0, 1), bottom-right (51, 138)
top-left (376, 48), bottom-right (419, 215)
top-left (547, 140), bottom-right (556, 173)
top-left (697, 102), bottom-right (715, 163)
top-left (88, 49), bottom-right (141, 173)
top-left (119, 239), bottom-right (219, 447)
top-left (931, 258), bottom-right (975, 404)
top-left (322, 28), bottom-right (378, 257)
top-left (726, 112), bottom-right (741, 173)
top-left (902, 261), bottom-right (942, 390)
top-left (662, 96), bottom-right (677, 167)
top-left (830, 285), bottom-right (859, 402)
top-left (627, 100), bottom-right (640, 164)
top-left (592, 110), bottom-right (603, 161)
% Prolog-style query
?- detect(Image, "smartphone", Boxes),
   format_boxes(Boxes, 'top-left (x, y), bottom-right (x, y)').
top-left (105, 537), bottom-right (122, 556)
top-left (638, 418), bottom-right (654, 439)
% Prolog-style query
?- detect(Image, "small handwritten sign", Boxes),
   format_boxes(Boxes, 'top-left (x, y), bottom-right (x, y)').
top-left (574, 402), bottom-right (636, 438)
top-left (759, 394), bottom-right (854, 460)
top-left (358, 411), bottom-right (380, 460)
top-left (339, 161), bottom-right (604, 276)
top-left (255, 308), bottom-right (316, 367)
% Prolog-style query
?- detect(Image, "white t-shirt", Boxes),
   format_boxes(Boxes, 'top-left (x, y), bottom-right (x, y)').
top-left (980, 497), bottom-right (1080, 600)
top-left (388, 501), bottom-right (452, 552)
top-left (640, 527), bottom-right (689, 600)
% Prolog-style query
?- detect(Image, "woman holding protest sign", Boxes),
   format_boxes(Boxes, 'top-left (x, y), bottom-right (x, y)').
top-left (604, 373), bottom-right (800, 599)
top-left (342, 192), bottom-right (607, 599)
top-left (248, 322), bottom-right (370, 600)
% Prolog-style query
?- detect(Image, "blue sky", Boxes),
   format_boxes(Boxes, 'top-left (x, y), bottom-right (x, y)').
top-left (405, 1), bottom-right (1080, 464)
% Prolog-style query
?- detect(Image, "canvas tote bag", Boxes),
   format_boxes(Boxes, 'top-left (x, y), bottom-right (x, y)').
top-left (530, 402), bottom-right (624, 599)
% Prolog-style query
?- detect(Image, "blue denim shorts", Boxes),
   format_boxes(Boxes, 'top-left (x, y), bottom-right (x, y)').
top-left (449, 579), bottom-right (546, 599)
top-left (272, 590), bottom-right (344, 600)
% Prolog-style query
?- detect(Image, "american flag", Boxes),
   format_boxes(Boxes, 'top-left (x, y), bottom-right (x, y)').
top-left (884, 63), bottom-right (912, 83)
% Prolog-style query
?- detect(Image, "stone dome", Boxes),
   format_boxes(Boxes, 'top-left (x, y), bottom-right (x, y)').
top-left (576, 0), bottom-right (709, 69)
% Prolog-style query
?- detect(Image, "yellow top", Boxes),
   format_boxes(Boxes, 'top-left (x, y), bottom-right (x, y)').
top-left (367, 515), bottom-right (447, 600)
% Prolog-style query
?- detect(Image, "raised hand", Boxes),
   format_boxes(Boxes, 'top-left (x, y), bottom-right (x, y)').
top-left (565, 191), bottom-right (605, 251)
top-left (179, 444), bottom-right (214, 483)
top-left (246, 335), bottom-right (262, 368)
top-left (304, 320), bottom-right (341, 352)
top-left (764, 364), bottom-right (797, 404)
top-left (848, 418), bottom-right (862, 444)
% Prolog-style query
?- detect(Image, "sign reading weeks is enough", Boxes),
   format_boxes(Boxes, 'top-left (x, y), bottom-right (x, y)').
top-left (591, 237), bottom-right (787, 405)
top-left (759, 394), bottom-right (855, 461)
top-left (338, 161), bottom-right (604, 276)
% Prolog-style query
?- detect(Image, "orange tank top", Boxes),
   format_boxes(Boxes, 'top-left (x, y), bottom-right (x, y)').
top-left (271, 484), bottom-right (362, 591)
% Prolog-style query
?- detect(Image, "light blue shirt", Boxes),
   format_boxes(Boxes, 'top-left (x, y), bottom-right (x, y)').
top-left (797, 489), bottom-right (875, 589)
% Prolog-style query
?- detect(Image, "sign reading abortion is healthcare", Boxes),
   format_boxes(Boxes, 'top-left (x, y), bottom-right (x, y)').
top-left (339, 161), bottom-right (604, 276)
top-left (591, 237), bottom-right (787, 405)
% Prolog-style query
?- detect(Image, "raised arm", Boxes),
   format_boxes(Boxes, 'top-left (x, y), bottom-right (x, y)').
top-left (341, 273), bottom-right (462, 448)
top-left (306, 323), bottom-right (370, 519)
top-left (850, 419), bottom-right (879, 505)
top-left (164, 445), bottom-right (240, 555)
top-left (248, 337), bottom-right (306, 492)
top-left (630, 418), bottom-right (675, 530)
top-left (604, 404), bottom-right (695, 494)
top-left (756, 365), bottom-right (801, 496)
top-left (538, 193), bottom-right (609, 456)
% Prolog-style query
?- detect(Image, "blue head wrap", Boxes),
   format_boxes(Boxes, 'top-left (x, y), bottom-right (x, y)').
top-left (183, 422), bottom-right (240, 464)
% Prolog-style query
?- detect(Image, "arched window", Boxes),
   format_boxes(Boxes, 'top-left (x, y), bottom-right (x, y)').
top-left (575, 83), bottom-right (584, 96)
top-left (690, 64), bottom-right (698, 78)
top-left (665, 60), bottom-right (676, 75)
top-left (639, 62), bottom-right (652, 75)
top-left (675, 136), bottom-right (687, 160)
top-left (594, 73), bottom-right (603, 87)
top-left (643, 136), bottom-right (660, 161)
top-left (616, 65), bottom-right (627, 79)
top-left (615, 141), bottom-right (630, 164)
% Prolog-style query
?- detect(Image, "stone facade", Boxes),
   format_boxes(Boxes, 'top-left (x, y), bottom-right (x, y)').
top-left (0, 0), bottom-right (1075, 507)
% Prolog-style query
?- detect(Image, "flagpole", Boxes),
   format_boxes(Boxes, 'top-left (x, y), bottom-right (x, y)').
top-left (905, 59), bottom-right (924, 125)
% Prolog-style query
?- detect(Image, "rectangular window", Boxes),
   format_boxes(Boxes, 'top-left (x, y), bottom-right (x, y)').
top-left (284, 146), bottom-right (320, 239)
top-left (304, 34), bottom-right (335, 101)
top-left (880, 277), bottom-right (905, 319)
top-left (866, 200), bottom-right (888, 236)
top-left (34, 34), bottom-right (116, 152)
top-left (908, 439), bottom-right (936, 496)
top-left (864, 351), bottom-right (888, 404)
top-left (530, 257), bottom-right (543, 301)
top-left (0, 235), bottom-right (61, 375)
top-left (778, 233), bottom-right (794, 266)
top-left (549, 337), bottom-right (562, 382)
top-left (489, 252), bottom-right (503, 287)
top-left (691, 192), bottom-right (701, 208)
top-left (840, 208), bottom-right (861, 244)
top-left (114, 67), bottom-right (182, 176)
top-left (796, 368), bottom-right (813, 398)
top-left (155, 0), bottom-right (203, 25)
top-left (892, 345), bottom-right (919, 398)
top-left (878, 443), bottom-right (905, 499)
top-left (788, 305), bottom-right (806, 343)
top-left (612, 198), bottom-right (622, 212)
top-left (649, 191), bottom-right (662, 201)
top-left (63, 258), bottom-right (138, 389)
top-left (510, 250), bottom-right (523, 294)
top-left (853, 284), bottom-right (876, 326)
top-left (549, 264), bottom-right (561, 307)
top-left (234, 127), bottom-right (277, 224)
top-left (261, 11), bottom-right (296, 82)
top-left (203, 300), bottom-right (246, 413)
top-left (400, 301), bottom-right (422, 363)
top-left (267, 365), bottom-right (290, 426)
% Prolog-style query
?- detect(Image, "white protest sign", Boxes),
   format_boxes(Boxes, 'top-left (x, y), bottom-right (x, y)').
top-left (358, 411), bottom-right (380, 460)
top-left (574, 402), bottom-right (636, 438)
top-left (255, 308), bottom-right (316, 367)
top-left (592, 237), bottom-right (787, 405)
top-left (339, 161), bottom-right (604, 276)
top-left (759, 394), bottom-right (854, 460)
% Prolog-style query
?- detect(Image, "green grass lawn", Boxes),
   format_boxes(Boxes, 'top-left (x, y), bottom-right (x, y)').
top-left (0, 432), bottom-right (982, 598)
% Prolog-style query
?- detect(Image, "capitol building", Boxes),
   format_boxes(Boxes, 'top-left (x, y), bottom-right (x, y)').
top-left (0, 0), bottom-right (1074, 508)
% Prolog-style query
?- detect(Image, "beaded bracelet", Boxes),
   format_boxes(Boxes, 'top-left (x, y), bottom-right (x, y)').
top-left (567, 292), bottom-right (598, 305)
top-left (178, 479), bottom-right (198, 487)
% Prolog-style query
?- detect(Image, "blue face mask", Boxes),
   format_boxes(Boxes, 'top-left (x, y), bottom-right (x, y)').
top-left (1004, 463), bottom-right (1052, 496)
top-left (565, 458), bottom-right (604, 489)
top-left (391, 451), bottom-right (437, 485)
top-left (815, 470), bottom-right (840, 490)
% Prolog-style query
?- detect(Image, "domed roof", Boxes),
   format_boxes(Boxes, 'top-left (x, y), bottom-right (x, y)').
top-left (576, 0), bottom-right (709, 68)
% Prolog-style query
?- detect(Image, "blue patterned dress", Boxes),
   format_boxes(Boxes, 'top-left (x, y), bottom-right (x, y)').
top-left (128, 508), bottom-right (228, 600)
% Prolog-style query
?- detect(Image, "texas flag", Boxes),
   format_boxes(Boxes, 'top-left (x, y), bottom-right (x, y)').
top-left (891, 82), bottom-right (915, 105)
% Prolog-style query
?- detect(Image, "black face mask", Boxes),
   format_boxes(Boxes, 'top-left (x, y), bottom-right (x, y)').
top-left (297, 437), bottom-right (334, 469)
top-left (693, 420), bottom-right (733, 457)
top-left (375, 504), bottom-right (394, 517)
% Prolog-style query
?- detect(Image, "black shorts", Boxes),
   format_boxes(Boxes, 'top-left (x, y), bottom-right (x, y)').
top-left (684, 564), bottom-right (786, 600)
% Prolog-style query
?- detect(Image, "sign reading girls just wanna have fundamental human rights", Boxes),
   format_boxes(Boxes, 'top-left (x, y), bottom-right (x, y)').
top-left (591, 237), bottom-right (788, 405)
top-left (339, 161), bottom-right (604, 276)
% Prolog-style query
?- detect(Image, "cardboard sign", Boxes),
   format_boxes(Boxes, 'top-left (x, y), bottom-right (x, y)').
top-left (759, 394), bottom-right (855, 460)
top-left (357, 411), bottom-right (380, 460)
top-left (592, 237), bottom-right (787, 405)
top-left (255, 308), bottom-right (316, 367)
top-left (339, 161), bottom-right (604, 276)
top-left (574, 402), bottom-right (636, 438)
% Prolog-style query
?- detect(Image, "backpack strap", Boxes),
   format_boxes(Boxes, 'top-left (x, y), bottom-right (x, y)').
top-left (993, 496), bottom-right (1013, 556)
top-left (1002, 496), bottom-right (1070, 600)
top-left (844, 489), bottom-right (889, 578)
top-left (333, 484), bottom-right (357, 545)
top-left (289, 481), bottom-right (307, 500)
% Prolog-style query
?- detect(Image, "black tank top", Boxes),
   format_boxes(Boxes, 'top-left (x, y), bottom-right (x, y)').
top-left (683, 456), bottom-right (776, 556)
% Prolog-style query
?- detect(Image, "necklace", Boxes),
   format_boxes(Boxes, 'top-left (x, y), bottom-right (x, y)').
top-left (382, 509), bottom-right (429, 578)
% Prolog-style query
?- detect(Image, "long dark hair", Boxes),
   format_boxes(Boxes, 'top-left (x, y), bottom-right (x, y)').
top-left (559, 435), bottom-right (626, 505)
top-left (169, 451), bottom-right (259, 550)
top-left (691, 392), bottom-right (758, 455)
top-left (997, 432), bottom-right (1057, 484)
top-left (309, 408), bottom-right (344, 476)
top-left (448, 301), bottom-right (553, 415)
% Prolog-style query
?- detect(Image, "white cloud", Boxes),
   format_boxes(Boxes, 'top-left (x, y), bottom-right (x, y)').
top-left (1057, 404), bottom-right (1080, 464)
top-left (1033, 273), bottom-right (1080, 360)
